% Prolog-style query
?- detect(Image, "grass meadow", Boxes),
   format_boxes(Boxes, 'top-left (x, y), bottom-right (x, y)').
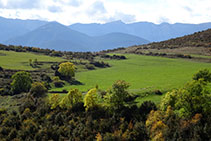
top-left (0, 50), bottom-right (65, 70)
top-left (1, 51), bottom-right (211, 104)
top-left (52, 54), bottom-right (211, 103)
top-left (54, 54), bottom-right (211, 91)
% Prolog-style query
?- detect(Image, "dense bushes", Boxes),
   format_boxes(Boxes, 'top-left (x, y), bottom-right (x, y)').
top-left (0, 69), bottom-right (211, 140)
top-left (146, 74), bottom-right (211, 140)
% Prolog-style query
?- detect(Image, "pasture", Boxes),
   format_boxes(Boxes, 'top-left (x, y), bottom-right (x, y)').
top-left (0, 50), bottom-right (65, 70)
top-left (53, 54), bottom-right (211, 93)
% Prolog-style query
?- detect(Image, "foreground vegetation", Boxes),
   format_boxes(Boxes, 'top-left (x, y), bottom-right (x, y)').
top-left (0, 70), bottom-right (210, 140)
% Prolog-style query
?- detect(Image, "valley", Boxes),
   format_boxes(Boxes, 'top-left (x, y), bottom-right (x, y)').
top-left (0, 18), bottom-right (211, 140)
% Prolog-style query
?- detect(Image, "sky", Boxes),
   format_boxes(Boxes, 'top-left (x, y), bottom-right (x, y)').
top-left (0, 0), bottom-right (210, 25)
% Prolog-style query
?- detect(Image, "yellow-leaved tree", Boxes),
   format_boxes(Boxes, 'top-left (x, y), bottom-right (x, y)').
top-left (59, 89), bottom-right (83, 109)
top-left (58, 62), bottom-right (76, 81)
top-left (84, 88), bottom-right (99, 111)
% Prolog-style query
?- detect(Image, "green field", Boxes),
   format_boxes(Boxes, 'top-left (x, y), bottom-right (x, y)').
top-left (53, 54), bottom-right (211, 93)
top-left (1, 51), bottom-right (211, 104)
top-left (0, 50), bottom-right (65, 70)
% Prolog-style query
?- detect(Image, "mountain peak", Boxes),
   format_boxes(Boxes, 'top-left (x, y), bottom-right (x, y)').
top-left (38, 21), bottom-right (69, 31)
top-left (106, 20), bottom-right (125, 25)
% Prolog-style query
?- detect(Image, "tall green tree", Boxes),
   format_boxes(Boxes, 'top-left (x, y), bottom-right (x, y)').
top-left (104, 80), bottom-right (130, 109)
top-left (11, 71), bottom-right (32, 94)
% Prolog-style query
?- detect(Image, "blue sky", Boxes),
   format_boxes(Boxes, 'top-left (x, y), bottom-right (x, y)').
top-left (0, 0), bottom-right (210, 25)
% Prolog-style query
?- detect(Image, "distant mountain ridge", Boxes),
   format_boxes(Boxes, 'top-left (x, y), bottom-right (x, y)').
top-left (69, 21), bottom-right (211, 42)
top-left (0, 16), bottom-right (47, 42)
top-left (1, 16), bottom-right (211, 52)
top-left (5, 22), bottom-right (149, 51)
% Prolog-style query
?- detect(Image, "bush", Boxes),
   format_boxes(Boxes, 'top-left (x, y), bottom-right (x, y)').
top-left (41, 74), bottom-right (52, 83)
top-left (58, 62), bottom-right (76, 81)
top-left (54, 81), bottom-right (65, 88)
top-left (30, 82), bottom-right (47, 98)
top-left (85, 64), bottom-right (95, 70)
top-left (0, 66), bottom-right (3, 71)
top-left (53, 77), bottom-right (65, 88)
top-left (154, 89), bottom-right (162, 95)
top-left (0, 87), bottom-right (12, 96)
top-left (11, 71), bottom-right (32, 94)
top-left (139, 101), bottom-right (157, 121)
top-left (193, 69), bottom-right (211, 82)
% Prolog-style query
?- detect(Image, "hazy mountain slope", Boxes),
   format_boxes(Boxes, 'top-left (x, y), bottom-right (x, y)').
top-left (0, 16), bottom-right (47, 42)
top-left (69, 21), bottom-right (211, 42)
top-left (5, 22), bottom-right (149, 51)
top-left (5, 22), bottom-right (94, 51)
top-left (94, 32), bottom-right (149, 50)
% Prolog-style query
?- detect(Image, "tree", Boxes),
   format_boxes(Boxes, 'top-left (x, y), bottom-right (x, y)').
top-left (58, 62), bottom-right (76, 81)
top-left (11, 71), bottom-right (32, 94)
top-left (49, 94), bottom-right (61, 109)
top-left (30, 82), bottom-right (47, 98)
top-left (160, 79), bottom-right (211, 118)
top-left (59, 89), bottom-right (83, 109)
top-left (104, 80), bottom-right (130, 109)
top-left (67, 89), bottom-right (83, 106)
top-left (193, 69), bottom-right (211, 82)
top-left (84, 88), bottom-right (99, 111)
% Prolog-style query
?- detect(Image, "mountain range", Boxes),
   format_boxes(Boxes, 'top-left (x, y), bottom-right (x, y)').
top-left (1, 16), bottom-right (211, 51)
top-left (70, 20), bottom-right (211, 42)
top-left (5, 22), bottom-right (149, 51)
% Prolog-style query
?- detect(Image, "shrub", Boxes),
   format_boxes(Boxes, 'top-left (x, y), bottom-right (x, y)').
top-left (0, 66), bottom-right (3, 71)
top-left (104, 80), bottom-right (130, 109)
top-left (53, 76), bottom-right (65, 88)
top-left (11, 71), bottom-right (32, 94)
top-left (85, 64), bottom-right (95, 70)
top-left (84, 88), bottom-right (99, 111)
top-left (58, 62), bottom-right (76, 81)
top-left (193, 69), bottom-right (211, 82)
top-left (30, 82), bottom-right (47, 98)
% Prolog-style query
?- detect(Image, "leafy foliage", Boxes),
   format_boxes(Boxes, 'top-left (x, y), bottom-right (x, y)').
top-left (11, 71), bottom-right (32, 94)
top-left (193, 69), bottom-right (211, 82)
top-left (84, 88), bottom-right (99, 111)
top-left (30, 82), bottom-right (47, 98)
top-left (58, 62), bottom-right (75, 80)
top-left (104, 80), bottom-right (130, 109)
top-left (59, 89), bottom-right (83, 109)
top-left (160, 79), bottom-right (211, 118)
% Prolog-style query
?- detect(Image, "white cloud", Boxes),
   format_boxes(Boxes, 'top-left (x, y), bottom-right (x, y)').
top-left (0, 0), bottom-right (210, 25)
top-left (0, 0), bottom-right (41, 9)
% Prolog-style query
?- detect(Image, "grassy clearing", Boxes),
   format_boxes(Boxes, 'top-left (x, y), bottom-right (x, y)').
top-left (0, 50), bottom-right (65, 70)
top-left (53, 54), bottom-right (211, 93)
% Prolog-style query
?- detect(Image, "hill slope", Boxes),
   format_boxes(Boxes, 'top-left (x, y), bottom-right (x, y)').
top-left (116, 28), bottom-right (211, 56)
